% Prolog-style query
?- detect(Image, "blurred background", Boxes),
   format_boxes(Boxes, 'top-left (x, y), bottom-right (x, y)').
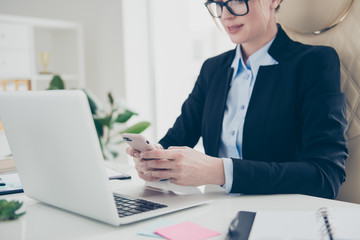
top-left (0, 0), bottom-right (235, 144)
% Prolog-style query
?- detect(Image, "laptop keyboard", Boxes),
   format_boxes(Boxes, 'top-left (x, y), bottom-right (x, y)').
top-left (114, 195), bottom-right (168, 218)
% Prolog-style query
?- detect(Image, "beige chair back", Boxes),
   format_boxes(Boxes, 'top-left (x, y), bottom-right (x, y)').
top-left (277, 0), bottom-right (360, 203)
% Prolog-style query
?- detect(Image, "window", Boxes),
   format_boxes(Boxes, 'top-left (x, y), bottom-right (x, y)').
top-left (122, 0), bottom-right (234, 144)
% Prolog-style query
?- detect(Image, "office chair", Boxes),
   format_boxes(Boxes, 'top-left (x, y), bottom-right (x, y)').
top-left (277, 0), bottom-right (360, 204)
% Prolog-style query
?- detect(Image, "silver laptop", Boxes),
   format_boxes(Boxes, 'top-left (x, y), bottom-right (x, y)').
top-left (0, 90), bottom-right (209, 226)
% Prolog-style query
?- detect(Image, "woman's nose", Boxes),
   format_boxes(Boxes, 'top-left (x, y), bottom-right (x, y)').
top-left (222, 6), bottom-right (236, 20)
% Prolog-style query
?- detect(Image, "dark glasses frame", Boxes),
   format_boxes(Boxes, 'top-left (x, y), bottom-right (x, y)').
top-left (204, 0), bottom-right (250, 18)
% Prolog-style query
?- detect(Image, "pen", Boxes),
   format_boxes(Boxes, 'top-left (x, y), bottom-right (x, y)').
top-left (109, 175), bottom-right (131, 180)
top-left (0, 177), bottom-right (5, 186)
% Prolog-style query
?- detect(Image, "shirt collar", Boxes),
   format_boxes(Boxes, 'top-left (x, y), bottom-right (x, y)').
top-left (231, 37), bottom-right (278, 79)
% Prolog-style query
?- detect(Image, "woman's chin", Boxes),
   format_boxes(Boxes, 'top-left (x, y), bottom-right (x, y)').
top-left (228, 36), bottom-right (247, 45)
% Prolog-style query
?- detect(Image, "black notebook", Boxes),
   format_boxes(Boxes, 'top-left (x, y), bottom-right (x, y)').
top-left (227, 207), bottom-right (360, 240)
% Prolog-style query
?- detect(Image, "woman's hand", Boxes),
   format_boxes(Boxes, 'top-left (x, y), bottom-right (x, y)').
top-left (126, 144), bottom-right (164, 182)
top-left (138, 146), bottom-right (225, 186)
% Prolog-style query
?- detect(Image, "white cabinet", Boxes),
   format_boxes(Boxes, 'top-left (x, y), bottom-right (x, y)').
top-left (0, 22), bottom-right (31, 79)
top-left (0, 15), bottom-right (84, 90)
top-left (0, 50), bottom-right (31, 78)
top-left (0, 23), bottom-right (30, 48)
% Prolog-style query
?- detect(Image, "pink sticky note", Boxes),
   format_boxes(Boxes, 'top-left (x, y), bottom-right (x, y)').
top-left (155, 222), bottom-right (220, 240)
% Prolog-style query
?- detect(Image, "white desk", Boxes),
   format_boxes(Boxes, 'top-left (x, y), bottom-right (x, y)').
top-left (1, 162), bottom-right (359, 240)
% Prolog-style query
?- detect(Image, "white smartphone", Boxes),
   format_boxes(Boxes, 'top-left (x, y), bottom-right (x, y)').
top-left (122, 133), bottom-right (155, 152)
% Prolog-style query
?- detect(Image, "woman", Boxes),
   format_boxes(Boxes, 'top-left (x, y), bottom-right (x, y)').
top-left (127, 0), bottom-right (348, 199)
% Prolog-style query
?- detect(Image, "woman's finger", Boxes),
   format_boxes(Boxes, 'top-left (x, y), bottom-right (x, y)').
top-left (137, 170), bottom-right (161, 182)
top-left (126, 146), bottom-right (140, 158)
top-left (168, 146), bottom-right (189, 150)
top-left (134, 158), bottom-right (147, 172)
top-left (155, 144), bottom-right (164, 149)
top-left (148, 169), bottom-right (173, 180)
top-left (140, 149), bottom-right (177, 160)
top-left (144, 159), bottom-right (173, 170)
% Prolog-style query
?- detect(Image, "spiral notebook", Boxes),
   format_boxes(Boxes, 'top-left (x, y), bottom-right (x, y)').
top-left (232, 208), bottom-right (360, 240)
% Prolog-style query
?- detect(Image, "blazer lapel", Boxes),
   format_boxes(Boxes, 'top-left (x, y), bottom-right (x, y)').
top-left (204, 60), bottom-right (234, 157)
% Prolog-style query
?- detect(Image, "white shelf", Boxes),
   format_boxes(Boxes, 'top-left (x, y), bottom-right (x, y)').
top-left (34, 74), bottom-right (80, 81)
top-left (0, 14), bottom-right (84, 90)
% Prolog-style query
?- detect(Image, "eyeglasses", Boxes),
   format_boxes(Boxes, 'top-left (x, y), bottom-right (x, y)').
top-left (204, 0), bottom-right (250, 18)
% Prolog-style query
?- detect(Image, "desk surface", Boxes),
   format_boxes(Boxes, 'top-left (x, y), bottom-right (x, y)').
top-left (1, 161), bottom-right (359, 240)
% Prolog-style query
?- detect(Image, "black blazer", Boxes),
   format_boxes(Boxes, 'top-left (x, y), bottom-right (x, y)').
top-left (159, 25), bottom-right (348, 199)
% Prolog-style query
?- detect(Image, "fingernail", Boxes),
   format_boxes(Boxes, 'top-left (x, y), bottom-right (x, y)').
top-left (134, 152), bottom-right (140, 158)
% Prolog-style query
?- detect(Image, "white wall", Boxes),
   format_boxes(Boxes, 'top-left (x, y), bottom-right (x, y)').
top-left (121, 0), bottom-right (235, 142)
top-left (150, 0), bottom-right (235, 140)
top-left (121, 0), bottom-right (157, 141)
top-left (0, 0), bottom-right (125, 103)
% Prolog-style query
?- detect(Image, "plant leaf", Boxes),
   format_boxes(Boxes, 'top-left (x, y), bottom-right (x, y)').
top-left (14, 212), bottom-right (25, 219)
top-left (82, 89), bottom-right (100, 114)
top-left (115, 110), bottom-right (138, 123)
top-left (108, 92), bottom-right (114, 106)
top-left (98, 137), bottom-right (105, 159)
top-left (120, 121), bottom-right (150, 134)
top-left (110, 150), bottom-right (119, 158)
top-left (94, 116), bottom-right (111, 128)
top-left (93, 118), bottom-right (104, 138)
top-left (47, 75), bottom-right (65, 90)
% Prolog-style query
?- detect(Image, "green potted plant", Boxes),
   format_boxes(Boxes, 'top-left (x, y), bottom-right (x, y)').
top-left (48, 75), bottom-right (150, 160)
top-left (0, 199), bottom-right (25, 221)
top-left (0, 200), bottom-right (26, 239)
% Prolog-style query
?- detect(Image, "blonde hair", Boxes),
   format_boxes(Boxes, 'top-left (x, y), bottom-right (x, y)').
top-left (259, 0), bottom-right (283, 12)
top-left (258, 0), bottom-right (269, 26)
top-left (276, 0), bottom-right (283, 11)
top-left (258, 0), bottom-right (282, 23)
